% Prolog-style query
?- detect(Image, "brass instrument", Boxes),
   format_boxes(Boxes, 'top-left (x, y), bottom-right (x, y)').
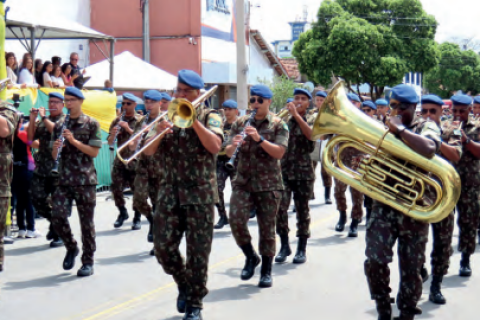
top-left (312, 81), bottom-right (461, 223)
top-left (116, 86), bottom-right (218, 164)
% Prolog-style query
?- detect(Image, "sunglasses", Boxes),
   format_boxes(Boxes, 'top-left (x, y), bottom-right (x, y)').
top-left (421, 108), bottom-right (437, 115)
top-left (389, 102), bottom-right (410, 111)
top-left (362, 108), bottom-right (374, 113)
top-left (250, 97), bottom-right (264, 104)
top-left (122, 102), bottom-right (133, 106)
top-left (452, 109), bottom-right (468, 114)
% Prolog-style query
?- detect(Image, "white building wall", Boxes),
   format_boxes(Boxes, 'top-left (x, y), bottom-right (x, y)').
top-left (5, 0), bottom-right (91, 67)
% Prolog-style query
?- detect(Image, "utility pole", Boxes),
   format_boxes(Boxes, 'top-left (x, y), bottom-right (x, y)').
top-left (141, 0), bottom-right (150, 62)
top-left (236, 0), bottom-right (248, 114)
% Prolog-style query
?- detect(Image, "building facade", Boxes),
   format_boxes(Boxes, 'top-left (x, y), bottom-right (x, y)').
top-left (271, 21), bottom-right (307, 58)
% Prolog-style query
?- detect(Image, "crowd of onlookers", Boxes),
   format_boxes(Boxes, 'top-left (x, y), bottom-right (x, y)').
top-left (5, 51), bottom-right (90, 90)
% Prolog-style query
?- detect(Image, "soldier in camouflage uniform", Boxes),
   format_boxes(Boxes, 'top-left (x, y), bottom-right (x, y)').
top-left (50, 87), bottom-right (102, 277)
top-left (131, 90), bottom-right (170, 254)
top-left (226, 84), bottom-right (289, 289)
top-left (444, 95), bottom-right (480, 278)
top-left (27, 93), bottom-right (66, 248)
top-left (375, 99), bottom-right (390, 125)
top-left (0, 100), bottom-right (20, 272)
top-left (108, 93), bottom-right (143, 230)
top-left (214, 99), bottom-right (238, 229)
top-left (334, 93), bottom-right (365, 236)
top-left (365, 85), bottom-right (442, 320)
top-left (416, 95), bottom-right (462, 305)
top-left (143, 70), bottom-right (223, 320)
top-left (275, 88), bottom-right (315, 265)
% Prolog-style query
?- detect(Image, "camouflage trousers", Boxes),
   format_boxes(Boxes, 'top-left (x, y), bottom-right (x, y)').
top-left (430, 212), bottom-right (455, 277)
top-left (51, 185), bottom-right (97, 265)
top-left (111, 164), bottom-right (136, 209)
top-left (313, 161), bottom-right (332, 187)
top-left (30, 174), bottom-right (57, 222)
top-left (0, 197), bottom-right (8, 272)
top-left (132, 169), bottom-right (158, 221)
top-left (276, 179), bottom-right (313, 238)
top-left (153, 199), bottom-right (213, 309)
top-left (230, 186), bottom-right (281, 257)
top-left (215, 157), bottom-right (235, 216)
top-left (364, 200), bottom-right (428, 315)
top-left (457, 187), bottom-right (480, 255)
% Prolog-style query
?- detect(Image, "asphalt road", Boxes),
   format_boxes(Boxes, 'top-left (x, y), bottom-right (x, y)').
top-left (2, 178), bottom-right (479, 320)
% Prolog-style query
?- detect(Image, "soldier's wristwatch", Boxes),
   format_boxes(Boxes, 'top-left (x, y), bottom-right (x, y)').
top-left (464, 138), bottom-right (471, 145)
top-left (41, 115), bottom-right (47, 122)
top-left (257, 136), bottom-right (265, 145)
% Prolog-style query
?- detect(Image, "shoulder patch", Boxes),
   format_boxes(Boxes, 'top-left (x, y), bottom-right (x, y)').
top-left (208, 113), bottom-right (222, 128)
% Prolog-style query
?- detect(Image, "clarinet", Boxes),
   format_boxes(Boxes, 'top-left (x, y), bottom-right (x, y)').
top-left (51, 111), bottom-right (70, 176)
top-left (133, 111), bottom-right (151, 154)
top-left (109, 110), bottom-right (126, 151)
top-left (225, 109), bottom-right (257, 170)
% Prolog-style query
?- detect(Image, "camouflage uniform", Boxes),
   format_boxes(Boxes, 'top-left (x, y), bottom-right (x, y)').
top-left (50, 113), bottom-right (102, 266)
top-left (365, 118), bottom-right (441, 316)
top-left (108, 114), bottom-right (143, 209)
top-left (0, 103), bottom-right (20, 271)
top-left (216, 121), bottom-right (235, 217)
top-left (229, 113), bottom-right (289, 256)
top-left (276, 114), bottom-right (315, 238)
top-left (443, 119), bottom-right (480, 256)
top-left (30, 114), bottom-right (65, 232)
top-left (152, 105), bottom-right (223, 309)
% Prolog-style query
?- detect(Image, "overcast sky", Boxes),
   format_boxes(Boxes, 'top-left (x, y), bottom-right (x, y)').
top-left (251, 0), bottom-right (480, 45)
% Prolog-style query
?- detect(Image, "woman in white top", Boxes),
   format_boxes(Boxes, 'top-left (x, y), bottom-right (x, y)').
top-left (18, 57), bottom-right (39, 88)
top-left (5, 52), bottom-right (18, 85)
top-left (41, 61), bottom-right (54, 88)
top-left (51, 65), bottom-right (65, 88)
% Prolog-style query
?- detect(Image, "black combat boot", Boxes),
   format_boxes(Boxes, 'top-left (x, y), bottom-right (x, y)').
top-left (77, 264), bottom-right (94, 277)
top-left (150, 248), bottom-right (155, 256)
top-left (335, 211), bottom-right (347, 232)
top-left (275, 234), bottom-right (292, 263)
top-left (240, 243), bottom-right (261, 280)
top-left (421, 264), bottom-right (429, 283)
top-left (366, 207), bottom-right (372, 225)
top-left (63, 246), bottom-right (79, 270)
top-left (348, 218), bottom-right (360, 237)
top-left (459, 253), bottom-right (472, 277)
top-left (478, 229), bottom-right (480, 245)
top-left (114, 206), bottom-right (129, 228)
top-left (177, 285), bottom-right (187, 313)
top-left (50, 236), bottom-right (64, 248)
top-left (375, 298), bottom-right (392, 320)
top-left (429, 275), bottom-right (446, 304)
top-left (258, 256), bottom-right (273, 288)
top-left (249, 208), bottom-right (256, 219)
top-left (147, 216), bottom-right (153, 243)
top-left (214, 213), bottom-right (229, 229)
top-left (325, 186), bottom-right (333, 204)
top-left (293, 237), bottom-right (307, 264)
top-left (131, 211), bottom-right (142, 230)
top-left (183, 307), bottom-right (202, 320)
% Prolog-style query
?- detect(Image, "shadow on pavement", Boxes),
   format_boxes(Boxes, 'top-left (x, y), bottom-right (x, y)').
top-left (161, 316), bottom-right (183, 320)
top-left (95, 228), bottom-right (134, 237)
top-left (206, 283), bottom-right (261, 302)
top-left (5, 244), bottom-right (55, 256)
top-left (441, 274), bottom-right (469, 289)
top-left (96, 252), bottom-right (153, 265)
top-left (213, 230), bottom-right (233, 239)
top-left (3, 273), bottom-right (79, 290)
top-left (308, 234), bottom-right (356, 247)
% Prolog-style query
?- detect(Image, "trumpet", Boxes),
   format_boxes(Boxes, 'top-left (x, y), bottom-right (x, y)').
top-left (225, 109), bottom-right (257, 170)
top-left (116, 86), bottom-right (218, 164)
top-left (276, 103), bottom-right (301, 119)
top-left (51, 110), bottom-right (71, 176)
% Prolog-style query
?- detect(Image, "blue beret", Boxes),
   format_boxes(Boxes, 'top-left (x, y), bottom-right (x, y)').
top-left (361, 101), bottom-right (376, 110)
top-left (473, 96), bottom-right (480, 105)
top-left (286, 98), bottom-right (294, 104)
top-left (49, 92), bottom-right (64, 101)
top-left (122, 93), bottom-right (138, 103)
top-left (250, 84), bottom-right (273, 99)
top-left (294, 88), bottom-right (312, 99)
top-left (161, 93), bottom-right (172, 101)
top-left (375, 99), bottom-right (388, 106)
top-left (65, 87), bottom-right (85, 100)
top-left (390, 84), bottom-right (419, 104)
top-left (421, 94), bottom-right (444, 107)
top-left (178, 69), bottom-right (204, 89)
top-left (143, 90), bottom-right (163, 102)
top-left (315, 91), bottom-right (327, 98)
top-left (451, 94), bottom-right (473, 106)
top-left (347, 93), bottom-right (361, 102)
top-left (222, 99), bottom-right (238, 109)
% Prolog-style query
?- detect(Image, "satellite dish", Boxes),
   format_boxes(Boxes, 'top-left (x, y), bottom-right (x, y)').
top-left (304, 81), bottom-right (315, 92)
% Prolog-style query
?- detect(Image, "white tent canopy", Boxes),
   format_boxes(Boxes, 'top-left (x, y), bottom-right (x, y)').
top-left (84, 51), bottom-right (178, 91)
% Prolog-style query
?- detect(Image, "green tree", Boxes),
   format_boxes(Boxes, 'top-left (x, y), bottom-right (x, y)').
top-left (424, 42), bottom-right (480, 98)
top-left (293, 0), bottom-right (439, 100)
top-left (259, 76), bottom-right (307, 113)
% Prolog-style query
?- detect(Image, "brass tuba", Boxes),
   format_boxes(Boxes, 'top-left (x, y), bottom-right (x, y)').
top-left (312, 81), bottom-right (461, 223)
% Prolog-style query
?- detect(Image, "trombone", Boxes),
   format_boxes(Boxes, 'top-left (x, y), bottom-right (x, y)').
top-left (116, 86), bottom-right (218, 165)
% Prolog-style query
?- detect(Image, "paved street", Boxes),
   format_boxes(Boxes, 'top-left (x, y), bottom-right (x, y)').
top-left (2, 178), bottom-right (479, 320)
